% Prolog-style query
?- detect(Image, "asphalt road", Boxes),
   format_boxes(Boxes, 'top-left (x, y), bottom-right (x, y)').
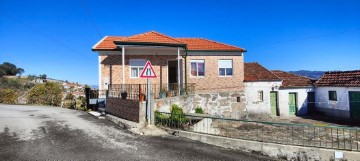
top-left (0, 104), bottom-right (271, 161)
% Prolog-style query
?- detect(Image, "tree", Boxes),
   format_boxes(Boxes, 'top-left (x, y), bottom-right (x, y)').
top-left (17, 68), bottom-right (25, 76)
top-left (39, 74), bottom-right (47, 80)
top-left (27, 82), bottom-right (63, 106)
top-left (0, 69), bottom-right (5, 77)
top-left (0, 62), bottom-right (25, 76)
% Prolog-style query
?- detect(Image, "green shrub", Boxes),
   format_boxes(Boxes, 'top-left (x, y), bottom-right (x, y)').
top-left (65, 93), bottom-right (75, 100)
top-left (155, 110), bottom-right (169, 125)
top-left (0, 89), bottom-right (18, 104)
top-left (27, 82), bottom-right (63, 106)
top-left (170, 104), bottom-right (188, 124)
top-left (194, 106), bottom-right (204, 114)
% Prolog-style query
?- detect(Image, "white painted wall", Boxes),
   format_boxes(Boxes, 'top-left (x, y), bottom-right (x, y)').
top-left (315, 87), bottom-right (360, 111)
top-left (277, 87), bottom-right (314, 116)
top-left (244, 81), bottom-right (282, 115)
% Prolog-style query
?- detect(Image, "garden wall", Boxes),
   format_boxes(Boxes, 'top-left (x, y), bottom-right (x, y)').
top-left (106, 98), bottom-right (143, 123)
top-left (153, 91), bottom-right (247, 119)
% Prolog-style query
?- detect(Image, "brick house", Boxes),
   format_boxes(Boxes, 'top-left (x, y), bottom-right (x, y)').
top-left (92, 31), bottom-right (246, 95)
top-left (315, 70), bottom-right (360, 119)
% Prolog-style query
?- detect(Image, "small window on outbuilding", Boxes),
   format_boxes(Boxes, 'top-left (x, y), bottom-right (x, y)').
top-left (329, 91), bottom-right (337, 101)
top-left (257, 90), bottom-right (264, 102)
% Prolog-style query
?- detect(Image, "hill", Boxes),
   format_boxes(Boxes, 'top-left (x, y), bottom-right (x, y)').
top-left (288, 70), bottom-right (325, 80)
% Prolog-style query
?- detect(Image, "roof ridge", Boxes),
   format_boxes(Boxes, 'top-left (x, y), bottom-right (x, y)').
top-left (325, 70), bottom-right (360, 74)
top-left (126, 31), bottom-right (184, 44)
top-left (151, 31), bottom-right (185, 44)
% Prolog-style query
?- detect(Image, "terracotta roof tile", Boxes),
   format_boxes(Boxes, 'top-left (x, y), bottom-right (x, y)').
top-left (176, 38), bottom-right (245, 51)
top-left (315, 70), bottom-right (360, 87)
top-left (271, 70), bottom-right (314, 88)
top-left (92, 31), bottom-right (245, 51)
top-left (244, 62), bottom-right (281, 82)
top-left (92, 36), bottom-right (125, 50)
top-left (123, 31), bottom-right (184, 44)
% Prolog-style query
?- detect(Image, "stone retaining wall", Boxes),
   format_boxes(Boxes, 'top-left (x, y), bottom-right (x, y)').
top-left (153, 91), bottom-right (247, 119)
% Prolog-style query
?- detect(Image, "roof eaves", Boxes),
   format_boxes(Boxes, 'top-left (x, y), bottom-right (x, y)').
top-left (113, 41), bottom-right (187, 47)
top-left (92, 36), bottom-right (108, 51)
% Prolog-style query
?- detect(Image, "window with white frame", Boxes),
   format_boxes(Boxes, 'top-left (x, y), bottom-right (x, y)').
top-left (218, 59), bottom-right (233, 76)
top-left (190, 60), bottom-right (205, 77)
top-left (257, 90), bottom-right (264, 102)
top-left (130, 59), bottom-right (146, 78)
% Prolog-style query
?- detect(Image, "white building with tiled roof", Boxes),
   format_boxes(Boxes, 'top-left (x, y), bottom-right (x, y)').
top-left (315, 70), bottom-right (360, 119)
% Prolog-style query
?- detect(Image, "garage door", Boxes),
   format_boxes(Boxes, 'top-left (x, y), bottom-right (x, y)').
top-left (349, 91), bottom-right (360, 120)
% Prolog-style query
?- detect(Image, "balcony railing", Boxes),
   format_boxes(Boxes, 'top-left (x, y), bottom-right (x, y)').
top-left (107, 83), bottom-right (195, 100)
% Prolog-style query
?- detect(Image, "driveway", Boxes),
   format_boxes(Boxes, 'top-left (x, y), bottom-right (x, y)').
top-left (0, 104), bottom-right (271, 161)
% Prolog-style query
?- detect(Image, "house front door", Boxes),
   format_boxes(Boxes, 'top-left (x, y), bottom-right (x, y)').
top-left (270, 92), bottom-right (279, 116)
top-left (167, 60), bottom-right (182, 89)
top-left (349, 91), bottom-right (360, 120)
top-left (289, 93), bottom-right (297, 115)
top-left (307, 92), bottom-right (316, 114)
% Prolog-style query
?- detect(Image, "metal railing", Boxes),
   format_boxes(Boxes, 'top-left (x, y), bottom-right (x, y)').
top-left (155, 112), bottom-right (360, 151)
top-left (88, 90), bottom-right (108, 99)
top-left (108, 83), bottom-right (196, 100)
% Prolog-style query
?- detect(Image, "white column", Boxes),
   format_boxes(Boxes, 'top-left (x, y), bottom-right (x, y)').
top-left (122, 45), bottom-right (125, 85)
top-left (98, 54), bottom-right (102, 90)
top-left (177, 47), bottom-right (181, 96)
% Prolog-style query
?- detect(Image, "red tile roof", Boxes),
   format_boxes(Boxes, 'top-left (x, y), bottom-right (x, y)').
top-left (244, 62), bottom-right (281, 82)
top-left (315, 70), bottom-right (360, 87)
top-left (176, 38), bottom-right (245, 51)
top-left (92, 36), bottom-right (125, 50)
top-left (92, 31), bottom-right (245, 51)
top-left (271, 70), bottom-right (314, 88)
top-left (124, 31), bottom-right (184, 44)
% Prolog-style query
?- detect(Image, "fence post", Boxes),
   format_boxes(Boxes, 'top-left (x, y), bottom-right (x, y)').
top-left (139, 84), bottom-right (143, 101)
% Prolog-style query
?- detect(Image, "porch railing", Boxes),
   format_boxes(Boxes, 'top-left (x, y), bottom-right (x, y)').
top-left (107, 83), bottom-right (195, 100)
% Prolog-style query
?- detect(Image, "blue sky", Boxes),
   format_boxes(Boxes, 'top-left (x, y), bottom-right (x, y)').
top-left (0, 0), bottom-right (359, 85)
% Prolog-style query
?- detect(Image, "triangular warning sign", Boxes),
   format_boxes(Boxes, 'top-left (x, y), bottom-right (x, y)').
top-left (140, 61), bottom-right (157, 78)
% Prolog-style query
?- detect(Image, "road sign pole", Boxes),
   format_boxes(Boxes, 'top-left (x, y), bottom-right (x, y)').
top-left (147, 78), bottom-right (151, 126)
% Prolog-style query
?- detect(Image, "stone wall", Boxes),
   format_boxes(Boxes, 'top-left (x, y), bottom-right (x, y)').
top-left (106, 98), bottom-right (141, 122)
top-left (153, 91), bottom-right (246, 119)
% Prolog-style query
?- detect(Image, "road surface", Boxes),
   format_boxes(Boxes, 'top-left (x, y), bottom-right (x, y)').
top-left (0, 104), bottom-right (271, 161)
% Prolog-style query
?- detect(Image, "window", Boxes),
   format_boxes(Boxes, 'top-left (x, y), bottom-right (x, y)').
top-left (218, 59), bottom-right (233, 76)
top-left (190, 60), bottom-right (205, 77)
top-left (257, 91), bottom-right (264, 102)
top-left (329, 91), bottom-right (337, 101)
top-left (130, 59), bottom-right (146, 78)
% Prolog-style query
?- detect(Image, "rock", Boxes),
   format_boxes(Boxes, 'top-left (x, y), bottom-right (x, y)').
top-left (219, 92), bottom-right (230, 97)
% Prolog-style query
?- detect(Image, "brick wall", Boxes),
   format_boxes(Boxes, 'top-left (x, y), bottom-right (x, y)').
top-left (106, 98), bottom-right (140, 122)
top-left (99, 49), bottom-right (244, 93)
top-left (186, 55), bottom-right (244, 93)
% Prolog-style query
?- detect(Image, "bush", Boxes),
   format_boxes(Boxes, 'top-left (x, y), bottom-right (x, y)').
top-left (194, 106), bottom-right (204, 114)
top-left (170, 104), bottom-right (188, 124)
top-left (155, 110), bottom-right (169, 125)
top-left (0, 89), bottom-right (18, 104)
top-left (27, 82), bottom-right (63, 106)
top-left (65, 93), bottom-right (75, 100)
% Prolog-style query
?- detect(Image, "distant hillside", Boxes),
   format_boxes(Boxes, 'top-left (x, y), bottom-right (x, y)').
top-left (288, 70), bottom-right (325, 80)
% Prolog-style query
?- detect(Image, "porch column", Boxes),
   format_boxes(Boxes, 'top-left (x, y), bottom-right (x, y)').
top-left (122, 45), bottom-right (125, 85)
top-left (177, 47), bottom-right (181, 96)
